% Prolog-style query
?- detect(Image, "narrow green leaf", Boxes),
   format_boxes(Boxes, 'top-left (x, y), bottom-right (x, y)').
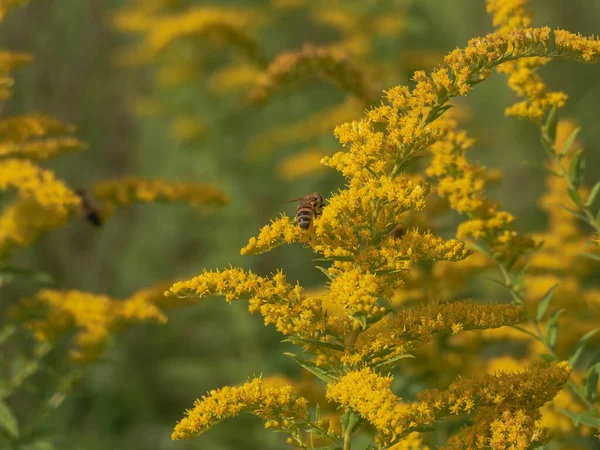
top-left (538, 353), bottom-right (556, 363)
top-left (340, 409), bottom-right (362, 435)
top-left (543, 106), bottom-right (558, 143)
top-left (397, 155), bottom-right (424, 172)
top-left (569, 329), bottom-right (600, 367)
top-left (0, 399), bottom-right (18, 438)
top-left (283, 353), bottom-right (338, 383)
top-left (557, 204), bottom-right (588, 221)
top-left (539, 135), bottom-right (556, 158)
top-left (585, 181), bottom-right (600, 207)
top-left (282, 337), bottom-right (345, 352)
top-left (522, 161), bottom-right (560, 177)
top-left (351, 314), bottom-right (368, 330)
top-left (536, 284), bottom-right (559, 321)
top-left (315, 266), bottom-right (332, 280)
top-left (559, 126), bottom-right (581, 159)
top-left (373, 353), bottom-right (415, 368)
top-left (567, 188), bottom-right (583, 207)
top-left (0, 266), bottom-right (53, 286)
top-left (546, 309), bottom-right (565, 350)
top-left (558, 128), bottom-right (580, 159)
top-left (581, 252), bottom-right (600, 262)
top-left (567, 150), bottom-right (584, 190)
top-left (583, 362), bottom-right (600, 402)
top-left (467, 240), bottom-right (491, 257)
top-left (557, 409), bottom-right (600, 428)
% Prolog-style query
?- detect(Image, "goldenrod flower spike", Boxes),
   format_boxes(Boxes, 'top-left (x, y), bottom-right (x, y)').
top-left (0, 198), bottom-right (75, 258)
top-left (92, 177), bottom-right (229, 216)
top-left (21, 287), bottom-right (167, 363)
top-left (248, 44), bottom-right (376, 104)
top-left (0, 114), bottom-right (87, 160)
top-left (172, 377), bottom-right (309, 440)
top-left (0, 159), bottom-right (81, 210)
top-left (166, 268), bottom-right (345, 338)
top-left (327, 363), bottom-right (570, 448)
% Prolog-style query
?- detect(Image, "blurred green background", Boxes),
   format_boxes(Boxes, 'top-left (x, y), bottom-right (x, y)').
top-left (1, 0), bottom-right (600, 449)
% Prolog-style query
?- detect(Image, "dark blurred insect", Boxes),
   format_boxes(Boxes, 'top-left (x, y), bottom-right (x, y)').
top-left (75, 189), bottom-right (103, 227)
top-left (388, 223), bottom-right (406, 239)
top-left (286, 192), bottom-right (324, 229)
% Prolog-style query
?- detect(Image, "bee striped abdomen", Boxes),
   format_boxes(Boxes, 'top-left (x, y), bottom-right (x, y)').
top-left (296, 207), bottom-right (314, 229)
top-left (286, 192), bottom-right (324, 230)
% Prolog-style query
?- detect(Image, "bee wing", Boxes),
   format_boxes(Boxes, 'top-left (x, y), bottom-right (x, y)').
top-left (284, 197), bottom-right (304, 203)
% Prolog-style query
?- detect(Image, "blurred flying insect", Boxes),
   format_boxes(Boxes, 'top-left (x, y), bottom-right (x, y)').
top-left (388, 223), bottom-right (406, 239)
top-left (75, 189), bottom-right (103, 227)
top-left (286, 192), bottom-right (324, 230)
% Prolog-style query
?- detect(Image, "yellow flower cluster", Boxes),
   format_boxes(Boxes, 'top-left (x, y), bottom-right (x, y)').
top-left (426, 117), bottom-right (483, 213)
top-left (166, 268), bottom-right (346, 338)
top-left (349, 301), bottom-right (526, 366)
top-left (0, 159), bottom-right (81, 211)
top-left (92, 177), bottom-right (229, 216)
top-left (0, 51), bottom-right (31, 100)
top-left (486, 0), bottom-right (531, 32)
top-left (117, 6), bottom-right (259, 61)
top-left (23, 287), bottom-right (167, 362)
top-left (445, 408), bottom-right (548, 450)
top-left (0, 114), bottom-right (86, 160)
top-left (172, 377), bottom-right (308, 440)
top-left (426, 117), bottom-right (537, 264)
top-left (248, 44), bottom-right (375, 104)
top-left (554, 29), bottom-right (600, 62)
top-left (0, 198), bottom-right (73, 258)
top-left (327, 363), bottom-right (569, 447)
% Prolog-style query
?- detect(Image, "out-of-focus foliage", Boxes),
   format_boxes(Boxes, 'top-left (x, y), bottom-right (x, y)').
top-left (0, 0), bottom-right (600, 449)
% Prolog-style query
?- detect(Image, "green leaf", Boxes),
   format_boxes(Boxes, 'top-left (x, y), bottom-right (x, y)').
top-left (567, 188), bottom-right (583, 207)
top-left (522, 161), bottom-right (560, 177)
top-left (351, 314), bottom-right (368, 330)
top-left (0, 399), bottom-right (18, 438)
top-left (581, 252), bottom-right (600, 262)
top-left (315, 266), bottom-right (332, 280)
top-left (396, 155), bottom-right (424, 172)
top-left (18, 440), bottom-right (55, 450)
top-left (538, 353), bottom-right (556, 363)
top-left (467, 240), bottom-right (491, 257)
top-left (283, 353), bottom-right (338, 383)
top-left (583, 362), bottom-right (600, 402)
top-left (311, 256), bottom-right (355, 262)
top-left (536, 284), bottom-right (559, 321)
top-left (543, 106), bottom-right (558, 143)
top-left (0, 266), bottom-right (53, 287)
top-left (539, 135), bottom-right (556, 158)
top-left (557, 204), bottom-right (588, 222)
top-left (585, 180), bottom-right (600, 207)
top-left (373, 353), bottom-right (415, 368)
top-left (567, 149), bottom-right (585, 190)
top-left (340, 409), bottom-right (362, 435)
top-left (557, 409), bottom-right (600, 428)
top-left (281, 337), bottom-right (345, 352)
top-left (568, 329), bottom-right (600, 367)
top-left (546, 309), bottom-right (565, 350)
top-left (559, 126), bottom-right (581, 159)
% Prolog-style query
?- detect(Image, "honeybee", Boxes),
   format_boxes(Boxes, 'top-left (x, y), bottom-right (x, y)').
top-left (286, 192), bottom-right (324, 229)
top-left (75, 189), bottom-right (103, 227)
